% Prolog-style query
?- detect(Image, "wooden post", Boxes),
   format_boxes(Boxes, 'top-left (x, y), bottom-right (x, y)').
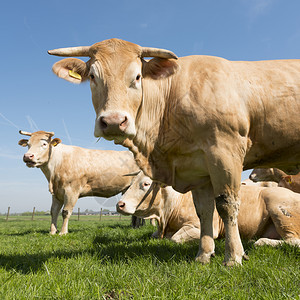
top-left (78, 208), bottom-right (80, 221)
top-left (32, 207), bottom-right (35, 221)
top-left (6, 207), bottom-right (10, 221)
top-left (100, 208), bottom-right (102, 221)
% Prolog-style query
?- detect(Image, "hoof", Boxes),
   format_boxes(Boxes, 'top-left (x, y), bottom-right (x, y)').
top-left (195, 252), bottom-right (214, 264)
top-left (243, 253), bottom-right (250, 261)
top-left (222, 255), bottom-right (243, 267)
top-left (59, 231), bottom-right (67, 236)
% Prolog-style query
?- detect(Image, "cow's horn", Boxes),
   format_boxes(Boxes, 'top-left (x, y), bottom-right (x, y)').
top-left (19, 130), bottom-right (32, 136)
top-left (140, 47), bottom-right (178, 59)
top-left (123, 171), bottom-right (141, 177)
top-left (44, 131), bottom-right (55, 137)
top-left (48, 46), bottom-right (90, 57)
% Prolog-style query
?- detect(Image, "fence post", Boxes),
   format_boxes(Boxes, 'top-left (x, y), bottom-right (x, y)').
top-left (6, 207), bottom-right (10, 221)
top-left (78, 208), bottom-right (80, 221)
top-left (100, 208), bottom-right (102, 221)
top-left (32, 207), bottom-right (35, 221)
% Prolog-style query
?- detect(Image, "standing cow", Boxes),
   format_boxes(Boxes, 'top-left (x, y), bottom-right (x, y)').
top-left (18, 130), bottom-right (139, 235)
top-left (117, 172), bottom-right (300, 247)
top-left (48, 38), bottom-right (300, 265)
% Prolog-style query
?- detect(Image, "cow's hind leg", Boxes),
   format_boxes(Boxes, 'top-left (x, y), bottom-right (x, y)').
top-left (50, 195), bottom-right (63, 235)
top-left (171, 225), bottom-right (201, 243)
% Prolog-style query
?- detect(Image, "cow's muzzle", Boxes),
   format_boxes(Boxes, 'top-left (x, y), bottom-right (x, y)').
top-left (100, 113), bottom-right (128, 134)
top-left (95, 111), bottom-right (136, 140)
top-left (23, 153), bottom-right (36, 167)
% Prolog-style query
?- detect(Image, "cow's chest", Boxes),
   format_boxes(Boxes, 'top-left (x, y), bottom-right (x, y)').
top-left (149, 149), bottom-right (210, 193)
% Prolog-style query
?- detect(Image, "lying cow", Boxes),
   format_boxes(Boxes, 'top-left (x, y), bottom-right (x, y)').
top-left (18, 130), bottom-right (139, 235)
top-left (49, 38), bottom-right (300, 265)
top-left (117, 172), bottom-right (300, 247)
top-left (250, 168), bottom-right (300, 193)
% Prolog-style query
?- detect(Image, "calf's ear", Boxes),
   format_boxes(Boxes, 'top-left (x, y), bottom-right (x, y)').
top-left (18, 139), bottom-right (28, 147)
top-left (142, 58), bottom-right (178, 80)
top-left (52, 58), bottom-right (88, 84)
top-left (284, 175), bottom-right (292, 184)
top-left (51, 138), bottom-right (61, 147)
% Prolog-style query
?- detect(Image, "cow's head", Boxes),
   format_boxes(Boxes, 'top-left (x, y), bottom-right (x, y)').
top-left (48, 38), bottom-right (178, 143)
top-left (249, 168), bottom-right (275, 182)
top-left (18, 130), bottom-right (61, 168)
top-left (117, 171), bottom-right (160, 217)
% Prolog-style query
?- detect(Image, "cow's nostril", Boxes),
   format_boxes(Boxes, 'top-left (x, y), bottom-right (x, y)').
top-left (120, 116), bottom-right (128, 129)
top-left (99, 117), bottom-right (108, 129)
top-left (118, 201), bottom-right (125, 209)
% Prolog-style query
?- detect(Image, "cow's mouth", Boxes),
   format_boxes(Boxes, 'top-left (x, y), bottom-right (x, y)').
top-left (25, 161), bottom-right (37, 168)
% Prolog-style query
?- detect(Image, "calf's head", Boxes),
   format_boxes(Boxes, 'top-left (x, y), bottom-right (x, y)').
top-left (48, 38), bottom-right (178, 143)
top-left (18, 130), bottom-right (61, 168)
top-left (117, 172), bottom-right (160, 217)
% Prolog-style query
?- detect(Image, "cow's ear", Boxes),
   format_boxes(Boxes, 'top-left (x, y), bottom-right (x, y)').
top-left (284, 175), bottom-right (292, 184)
top-left (52, 58), bottom-right (89, 84)
top-left (18, 139), bottom-right (28, 147)
top-left (142, 58), bottom-right (178, 80)
top-left (51, 138), bottom-right (61, 147)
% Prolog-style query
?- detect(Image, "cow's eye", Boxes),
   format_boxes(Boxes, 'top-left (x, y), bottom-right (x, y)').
top-left (143, 182), bottom-right (150, 187)
top-left (136, 74), bottom-right (141, 81)
top-left (90, 74), bottom-right (95, 80)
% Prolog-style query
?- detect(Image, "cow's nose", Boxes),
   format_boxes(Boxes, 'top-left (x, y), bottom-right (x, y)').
top-left (99, 113), bottom-right (129, 134)
top-left (23, 153), bottom-right (34, 162)
top-left (117, 201), bottom-right (125, 210)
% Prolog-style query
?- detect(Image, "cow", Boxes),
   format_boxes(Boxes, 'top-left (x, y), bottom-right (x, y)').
top-left (48, 38), bottom-right (300, 265)
top-left (117, 172), bottom-right (300, 247)
top-left (18, 130), bottom-right (139, 235)
top-left (250, 168), bottom-right (300, 193)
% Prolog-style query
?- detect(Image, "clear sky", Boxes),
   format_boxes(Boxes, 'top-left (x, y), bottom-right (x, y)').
top-left (1, 0), bottom-right (300, 213)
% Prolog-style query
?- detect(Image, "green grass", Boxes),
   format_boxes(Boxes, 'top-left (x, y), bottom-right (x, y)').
top-left (0, 216), bottom-right (299, 299)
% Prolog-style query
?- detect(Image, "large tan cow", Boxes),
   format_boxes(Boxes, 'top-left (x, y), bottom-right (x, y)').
top-left (117, 172), bottom-right (300, 247)
top-left (48, 38), bottom-right (300, 265)
top-left (18, 130), bottom-right (139, 235)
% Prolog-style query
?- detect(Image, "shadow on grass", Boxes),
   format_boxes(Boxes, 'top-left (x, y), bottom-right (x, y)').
top-left (0, 249), bottom-right (88, 274)
top-left (0, 229), bottom-right (50, 236)
top-left (0, 227), bottom-right (298, 275)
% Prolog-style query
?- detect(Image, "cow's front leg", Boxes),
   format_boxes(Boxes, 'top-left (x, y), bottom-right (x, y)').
top-left (60, 192), bottom-right (78, 235)
top-left (50, 195), bottom-right (63, 235)
top-left (206, 145), bottom-right (246, 266)
top-left (192, 182), bottom-right (215, 264)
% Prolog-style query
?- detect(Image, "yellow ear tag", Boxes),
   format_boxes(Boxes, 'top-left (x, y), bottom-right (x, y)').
top-left (287, 177), bottom-right (292, 184)
top-left (69, 70), bottom-right (82, 80)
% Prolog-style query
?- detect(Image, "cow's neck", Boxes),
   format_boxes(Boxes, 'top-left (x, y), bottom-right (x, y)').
top-left (273, 168), bottom-right (288, 181)
top-left (40, 145), bottom-right (63, 183)
top-left (130, 77), bottom-right (175, 178)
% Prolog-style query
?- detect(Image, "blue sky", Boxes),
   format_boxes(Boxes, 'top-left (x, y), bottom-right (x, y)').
top-left (1, 0), bottom-right (300, 213)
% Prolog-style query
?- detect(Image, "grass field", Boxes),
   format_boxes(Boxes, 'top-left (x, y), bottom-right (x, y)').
top-left (0, 215), bottom-right (299, 299)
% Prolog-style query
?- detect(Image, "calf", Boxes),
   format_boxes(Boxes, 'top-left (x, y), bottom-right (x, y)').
top-left (117, 172), bottom-right (300, 247)
top-left (250, 168), bottom-right (300, 193)
top-left (19, 130), bottom-right (139, 235)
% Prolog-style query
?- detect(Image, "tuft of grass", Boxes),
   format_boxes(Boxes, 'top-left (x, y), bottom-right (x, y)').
top-left (0, 215), bottom-right (299, 299)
